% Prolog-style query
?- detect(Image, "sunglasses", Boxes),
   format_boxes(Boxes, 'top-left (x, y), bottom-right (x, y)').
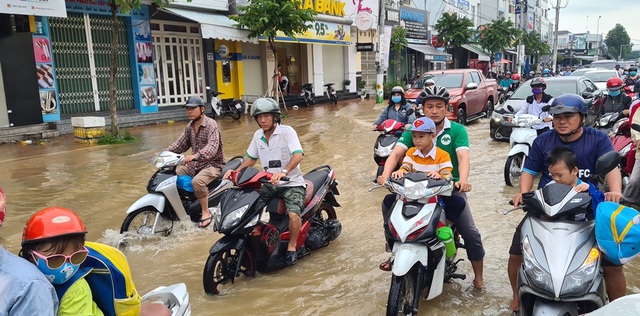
top-left (32, 246), bottom-right (89, 269)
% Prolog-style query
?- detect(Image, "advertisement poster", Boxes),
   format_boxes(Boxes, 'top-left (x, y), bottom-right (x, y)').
top-left (133, 16), bottom-right (158, 112)
top-left (32, 17), bottom-right (60, 122)
top-left (272, 21), bottom-right (351, 45)
top-left (133, 20), bottom-right (151, 42)
top-left (0, 0), bottom-right (67, 17)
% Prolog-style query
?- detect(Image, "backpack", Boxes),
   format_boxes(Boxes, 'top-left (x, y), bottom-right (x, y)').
top-left (55, 242), bottom-right (141, 316)
top-left (595, 202), bottom-right (640, 265)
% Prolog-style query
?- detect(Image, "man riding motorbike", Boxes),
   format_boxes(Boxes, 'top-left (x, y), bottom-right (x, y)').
top-left (499, 72), bottom-right (513, 90)
top-left (511, 77), bottom-right (553, 135)
top-left (165, 96), bottom-right (225, 228)
top-left (600, 77), bottom-right (632, 118)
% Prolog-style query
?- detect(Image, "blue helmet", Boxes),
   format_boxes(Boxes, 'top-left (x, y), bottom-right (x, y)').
top-left (411, 117), bottom-right (436, 133)
top-left (549, 93), bottom-right (588, 115)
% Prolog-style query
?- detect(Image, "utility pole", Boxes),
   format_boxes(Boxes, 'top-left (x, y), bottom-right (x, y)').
top-left (551, 0), bottom-right (568, 73)
top-left (376, 0), bottom-right (386, 104)
top-left (595, 15), bottom-right (601, 59)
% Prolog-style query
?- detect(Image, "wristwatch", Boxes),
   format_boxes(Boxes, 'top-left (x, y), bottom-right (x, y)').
top-left (281, 169), bottom-right (289, 175)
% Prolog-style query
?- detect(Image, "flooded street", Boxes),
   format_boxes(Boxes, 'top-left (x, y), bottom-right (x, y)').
top-left (1, 99), bottom-right (639, 315)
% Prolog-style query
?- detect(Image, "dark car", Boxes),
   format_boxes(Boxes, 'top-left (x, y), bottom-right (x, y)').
top-left (489, 76), bottom-right (604, 140)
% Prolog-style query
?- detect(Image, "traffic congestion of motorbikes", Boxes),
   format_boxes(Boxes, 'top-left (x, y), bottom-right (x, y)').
top-left (3, 62), bottom-right (640, 316)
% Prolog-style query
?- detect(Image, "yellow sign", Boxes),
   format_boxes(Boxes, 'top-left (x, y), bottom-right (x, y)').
top-left (298, 0), bottom-right (346, 17)
top-left (267, 21), bottom-right (350, 45)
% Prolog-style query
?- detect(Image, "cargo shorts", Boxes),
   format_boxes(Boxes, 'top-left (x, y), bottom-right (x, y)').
top-left (259, 184), bottom-right (306, 215)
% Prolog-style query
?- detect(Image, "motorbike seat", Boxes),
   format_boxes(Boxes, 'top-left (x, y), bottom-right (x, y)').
top-left (268, 169), bottom-right (329, 215)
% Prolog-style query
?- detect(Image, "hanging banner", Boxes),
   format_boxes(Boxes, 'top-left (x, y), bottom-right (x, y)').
top-left (32, 17), bottom-right (61, 123)
top-left (0, 0), bottom-right (67, 18)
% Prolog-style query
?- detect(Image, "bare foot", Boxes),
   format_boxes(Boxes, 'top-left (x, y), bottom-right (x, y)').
top-left (473, 278), bottom-right (484, 290)
top-left (510, 297), bottom-right (520, 312)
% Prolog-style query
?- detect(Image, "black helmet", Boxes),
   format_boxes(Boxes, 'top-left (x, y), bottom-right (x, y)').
top-left (630, 66), bottom-right (638, 72)
top-left (530, 77), bottom-right (547, 89)
top-left (184, 96), bottom-right (205, 107)
top-left (422, 85), bottom-right (450, 103)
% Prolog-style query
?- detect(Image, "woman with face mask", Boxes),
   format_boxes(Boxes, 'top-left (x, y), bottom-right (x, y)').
top-left (371, 85), bottom-right (416, 130)
top-left (624, 66), bottom-right (639, 87)
top-left (513, 77), bottom-right (554, 135)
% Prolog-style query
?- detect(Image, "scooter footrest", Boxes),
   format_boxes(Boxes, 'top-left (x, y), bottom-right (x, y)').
top-left (450, 273), bottom-right (466, 280)
top-left (455, 241), bottom-right (466, 249)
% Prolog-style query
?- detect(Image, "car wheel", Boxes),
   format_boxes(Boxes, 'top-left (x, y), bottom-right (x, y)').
top-left (457, 108), bottom-right (467, 126)
top-left (485, 100), bottom-right (494, 118)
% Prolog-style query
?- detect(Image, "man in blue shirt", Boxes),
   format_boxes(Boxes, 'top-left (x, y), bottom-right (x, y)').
top-left (507, 94), bottom-right (624, 312)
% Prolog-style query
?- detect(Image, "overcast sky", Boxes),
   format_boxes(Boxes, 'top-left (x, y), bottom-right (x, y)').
top-left (552, 0), bottom-right (640, 47)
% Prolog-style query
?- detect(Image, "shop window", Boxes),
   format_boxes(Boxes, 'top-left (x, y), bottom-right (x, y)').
top-left (190, 27), bottom-right (199, 34)
top-left (151, 23), bottom-right (160, 31)
top-left (163, 24), bottom-right (187, 33)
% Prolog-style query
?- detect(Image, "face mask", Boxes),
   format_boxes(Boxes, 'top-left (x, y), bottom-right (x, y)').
top-left (532, 88), bottom-right (543, 95)
top-left (35, 257), bottom-right (81, 285)
top-left (609, 90), bottom-right (621, 97)
top-left (631, 72), bottom-right (637, 76)
top-left (391, 96), bottom-right (402, 103)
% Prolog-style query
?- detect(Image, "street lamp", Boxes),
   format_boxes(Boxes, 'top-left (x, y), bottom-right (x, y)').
top-left (619, 44), bottom-right (633, 61)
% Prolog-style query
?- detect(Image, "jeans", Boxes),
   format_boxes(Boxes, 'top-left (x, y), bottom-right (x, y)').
top-left (381, 190), bottom-right (485, 261)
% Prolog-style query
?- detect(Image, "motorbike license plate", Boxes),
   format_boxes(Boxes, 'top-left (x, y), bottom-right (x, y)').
top-left (234, 103), bottom-right (242, 109)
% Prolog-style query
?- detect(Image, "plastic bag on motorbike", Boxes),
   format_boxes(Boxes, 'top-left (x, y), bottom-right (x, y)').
top-left (595, 202), bottom-right (640, 265)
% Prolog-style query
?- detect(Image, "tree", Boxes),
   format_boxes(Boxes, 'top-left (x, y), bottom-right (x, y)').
top-left (434, 12), bottom-right (474, 68)
top-left (521, 31), bottom-right (550, 57)
top-left (477, 18), bottom-right (517, 67)
top-left (627, 50), bottom-right (640, 60)
top-left (556, 53), bottom-right (564, 64)
top-left (232, 0), bottom-right (316, 103)
top-left (604, 24), bottom-right (631, 60)
top-left (390, 26), bottom-right (408, 81)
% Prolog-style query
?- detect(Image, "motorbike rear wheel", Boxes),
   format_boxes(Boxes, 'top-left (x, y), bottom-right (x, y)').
top-left (203, 248), bottom-right (255, 295)
top-left (311, 202), bottom-right (340, 242)
top-left (229, 108), bottom-right (242, 120)
top-left (120, 207), bottom-right (173, 236)
top-left (386, 266), bottom-right (419, 316)
top-left (504, 153), bottom-right (524, 187)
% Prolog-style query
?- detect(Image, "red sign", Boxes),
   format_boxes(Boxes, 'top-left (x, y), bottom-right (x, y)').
top-left (431, 35), bottom-right (444, 48)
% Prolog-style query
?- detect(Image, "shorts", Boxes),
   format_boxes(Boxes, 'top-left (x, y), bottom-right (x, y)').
top-left (259, 184), bottom-right (305, 215)
top-left (509, 216), bottom-right (620, 266)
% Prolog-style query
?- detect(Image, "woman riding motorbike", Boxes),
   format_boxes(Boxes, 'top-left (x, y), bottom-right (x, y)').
top-left (371, 86), bottom-right (416, 130)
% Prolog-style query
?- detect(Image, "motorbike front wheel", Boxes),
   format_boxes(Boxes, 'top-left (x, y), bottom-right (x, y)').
top-left (386, 266), bottom-right (419, 316)
top-left (120, 207), bottom-right (173, 236)
top-left (203, 248), bottom-right (255, 295)
top-left (504, 153), bottom-right (525, 187)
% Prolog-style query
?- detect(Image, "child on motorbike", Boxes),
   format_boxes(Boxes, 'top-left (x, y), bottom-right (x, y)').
top-left (19, 207), bottom-right (170, 316)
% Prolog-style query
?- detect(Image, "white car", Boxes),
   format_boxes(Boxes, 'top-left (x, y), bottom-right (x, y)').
top-left (581, 69), bottom-right (621, 93)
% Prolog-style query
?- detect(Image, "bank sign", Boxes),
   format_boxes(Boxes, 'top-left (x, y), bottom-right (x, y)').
top-left (0, 0), bottom-right (67, 17)
top-left (271, 21), bottom-right (351, 45)
top-left (296, 0), bottom-right (379, 28)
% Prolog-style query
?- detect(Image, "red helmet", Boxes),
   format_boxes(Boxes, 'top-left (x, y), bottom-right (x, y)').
top-left (512, 73), bottom-right (521, 81)
top-left (606, 77), bottom-right (624, 91)
top-left (22, 207), bottom-right (87, 245)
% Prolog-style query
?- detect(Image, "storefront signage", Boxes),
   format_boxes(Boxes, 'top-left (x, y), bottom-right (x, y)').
top-left (269, 21), bottom-right (351, 45)
top-left (356, 43), bottom-right (374, 51)
top-left (32, 17), bottom-right (61, 122)
top-left (65, 0), bottom-right (149, 18)
top-left (299, 0), bottom-right (346, 17)
top-left (457, 0), bottom-right (470, 11)
top-left (355, 11), bottom-right (375, 31)
top-left (385, 8), bottom-right (400, 26)
top-left (217, 45), bottom-right (229, 57)
top-left (400, 6), bottom-right (427, 41)
top-left (425, 55), bottom-right (450, 62)
top-left (0, 0), bottom-right (67, 18)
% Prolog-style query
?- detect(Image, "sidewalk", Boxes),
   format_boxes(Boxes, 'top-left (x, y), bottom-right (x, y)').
top-left (0, 92), bottom-right (360, 144)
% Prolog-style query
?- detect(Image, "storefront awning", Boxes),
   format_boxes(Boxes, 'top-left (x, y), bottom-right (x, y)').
top-left (462, 44), bottom-right (490, 61)
top-left (163, 7), bottom-right (258, 43)
top-left (496, 58), bottom-right (512, 64)
top-left (407, 44), bottom-right (451, 62)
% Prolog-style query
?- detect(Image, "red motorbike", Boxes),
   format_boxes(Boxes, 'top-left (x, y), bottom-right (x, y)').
top-left (610, 117), bottom-right (635, 189)
top-left (373, 119), bottom-right (408, 181)
top-left (202, 165), bottom-right (341, 295)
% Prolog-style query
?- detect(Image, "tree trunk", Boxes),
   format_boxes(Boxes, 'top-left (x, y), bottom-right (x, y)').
top-left (108, 2), bottom-right (119, 137)
top-left (269, 37), bottom-right (278, 104)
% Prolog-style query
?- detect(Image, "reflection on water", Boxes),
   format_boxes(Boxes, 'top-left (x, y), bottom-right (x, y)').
top-left (0, 101), bottom-right (638, 315)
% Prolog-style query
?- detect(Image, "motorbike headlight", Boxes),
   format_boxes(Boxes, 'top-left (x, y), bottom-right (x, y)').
top-left (491, 111), bottom-right (504, 122)
top-left (220, 205), bottom-right (249, 231)
top-left (244, 215), bottom-right (260, 228)
top-left (612, 120), bottom-right (624, 135)
top-left (620, 143), bottom-right (632, 159)
top-left (375, 143), bottom-right (395, 157)
top-left (404, 179), bottom-right (433, 200)
top-left (560, 248), bottom-right (600, 296)
top-left (390, 182), bottom-right (404, 196)
top-left (153, 156), bottom-right (166, 168)
top-left (598, 117), bottom-right (610, 127)
top-left (522, 236), bottom-right (554, 293)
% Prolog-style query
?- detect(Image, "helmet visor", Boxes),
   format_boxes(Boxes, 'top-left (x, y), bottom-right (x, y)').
top-left (549, 105), bottom-right (580, 115)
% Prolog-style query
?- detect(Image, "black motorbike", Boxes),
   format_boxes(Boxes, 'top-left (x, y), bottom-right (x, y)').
top-left (324, 83), bottom-right (337, 104)
top-left (206, 86), bottom-right (243, 120)
top-left (300, 83), bottom-right (315, 106)
top-left (202, 165), bottom-right (342, 295)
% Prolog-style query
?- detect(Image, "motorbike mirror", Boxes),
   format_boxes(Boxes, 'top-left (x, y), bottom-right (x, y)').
top-left (406, 108), bottom-right (414, 116)
top-left (582, 92), bottom-right (594, 99)
top-left (506, 105), bottom-right (515, 112)
top-left (595, 151), bottom-right (620, 176)
top-left (541, 105), bottom-right (551, 112)
top-left (633, 123), bottom-right (640, 132)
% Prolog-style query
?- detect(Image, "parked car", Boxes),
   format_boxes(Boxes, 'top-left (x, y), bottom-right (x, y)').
top-left (582, 69), bottom-right (620, 92)
top-left (570, 68), bottom-right (599, 77)
top-left (589, 60), bottom-right (618, 70)
top-left (405, 69), bottom-right (499, 125)
top-left (489, 76), bottom-right (604, 140)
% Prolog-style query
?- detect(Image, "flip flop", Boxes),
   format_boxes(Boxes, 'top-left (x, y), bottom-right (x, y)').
top-left (379, 258), bottom-right (392, 271)
top-left (198, 216), bottom-right (212, 228)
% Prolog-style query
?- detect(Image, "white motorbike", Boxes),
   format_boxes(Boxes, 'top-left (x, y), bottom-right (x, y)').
top-left (142, 283), bottom-right (191, 316)
top-left (120, 151), bottom-right (242, 236)
top-left (372, 173), bottom-right (465, 315)
top-left (504, 105), bottom-right (550, 187)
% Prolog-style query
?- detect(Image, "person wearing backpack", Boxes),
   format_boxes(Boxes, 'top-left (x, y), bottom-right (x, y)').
top-left (0, 188), bottom-right (58, 316)
top-left (19, 207), bottom-right (170, 316)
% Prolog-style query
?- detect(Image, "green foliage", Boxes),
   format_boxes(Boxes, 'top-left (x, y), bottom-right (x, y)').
top-left (390, 26), bottom-right (408, 80)
top-left (97, 130), bottom-right (136, 144)
top-left (383, 80), bottom-right (402, 99)
top-left (434, 13), bottom-right (474, 68)
top-left (521, 31), bottom-right (550, 57)
top-left (627, 50), bottom-right (640, 60)
top-left (358, 80), bottom-right (366, 90)
top-left (556, 53), bottom-right (564, 63)
top-left (605, 24), bottom-right (631, 60)
top-left (478, 18), bottom-right (517, 64)
top-left (112, 0), bottom-right (168, 14)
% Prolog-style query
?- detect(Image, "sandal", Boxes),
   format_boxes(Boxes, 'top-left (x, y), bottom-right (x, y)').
top-left (198, 216), bottom-right (213, 228)
top-left (285, 251), bottom-right (297, 266)
top-left (379, 257), bottom-right (392, 271)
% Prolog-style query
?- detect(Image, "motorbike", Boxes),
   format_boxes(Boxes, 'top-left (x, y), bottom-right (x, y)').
top-left (373, 119), bottom-right (408, 182)
top-left (498, 85), bottom-right (516, 105)
top-left (300, 83), bottom-right (315, 106)
top-left (504, 152), bottom-right (620, 316)
top-left (324, 83), bottom-right (337, 104)
top-left (610, 117), bottom-right (635, 190)
top-left (202, 165), bottom-right (342, 295)
top-left (373, 173), bottom-right (465, 315)
top-left (120, 151), bottom-right (243, 236)
top-left (141, 283), bottom-right (191, 316)
top-left (596, 112), bottom-right (625, 135)
top-left (206, 86), bottom-right (243, 120)
top-left (503, 104), bottom-right (550, 187)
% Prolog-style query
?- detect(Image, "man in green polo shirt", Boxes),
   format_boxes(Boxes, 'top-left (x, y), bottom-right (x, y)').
top-left (377, 85), bottom-right (485, 289)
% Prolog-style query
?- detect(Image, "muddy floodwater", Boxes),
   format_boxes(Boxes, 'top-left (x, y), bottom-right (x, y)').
top-left (1, 99), bottom-right (639, 315)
